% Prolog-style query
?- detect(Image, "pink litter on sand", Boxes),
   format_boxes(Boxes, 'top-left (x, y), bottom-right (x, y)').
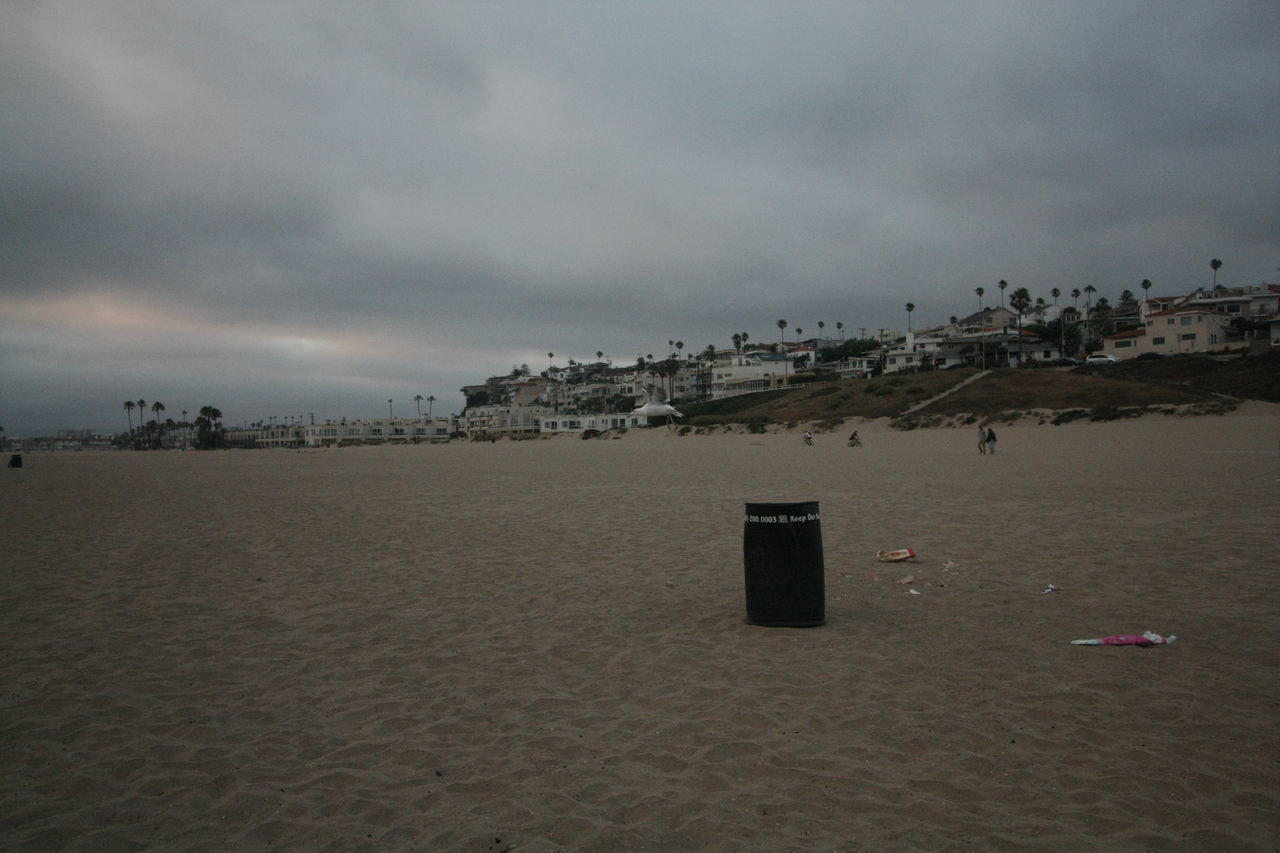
top-left (1071, 631), bottom-right (1176, 647)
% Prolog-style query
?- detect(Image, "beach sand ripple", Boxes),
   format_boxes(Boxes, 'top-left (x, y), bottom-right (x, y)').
top-left (2, 408), bottom-right (1278, 850)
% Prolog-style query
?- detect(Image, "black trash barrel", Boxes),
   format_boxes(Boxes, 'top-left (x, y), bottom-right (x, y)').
top-left (7, 454), bottom-right (21, 469)
top-left (743, 501), bottom-right (824, 627)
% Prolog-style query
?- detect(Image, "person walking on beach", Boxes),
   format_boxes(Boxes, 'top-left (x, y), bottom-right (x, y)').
top-left (803, 430), bottom-right (813, 446)
top-left (848, 430), bottom-right (861, 447)
top-left (978, 425), bottom-right (987, 454)
top-left (985, 427), bottom-right (997, 455)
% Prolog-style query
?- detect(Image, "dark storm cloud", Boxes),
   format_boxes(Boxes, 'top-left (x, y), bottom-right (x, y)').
top-left (2, 1), bottom-right (1278, 435)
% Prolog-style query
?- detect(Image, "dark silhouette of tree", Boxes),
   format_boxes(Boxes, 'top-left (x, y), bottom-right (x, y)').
top-left (1051, 289), bottom-right (1064, 353)
top-left (123, 401), bottom-right (135, 445)
top-left (998, 280), bottom-right (1007, 307)
top-left (905, 303), bottom-right (915, 332)
top-left (151, 401), bottom-right (165, 447)
top-left (194, 406), bottom-right (225, 450)
top-left (1141, 278), bottom-right (1152, 304)
top-left (975, 286), bottom-right (984, 315)
top-left (1009, 287), bottom-right (1032, 350)
top-left (1210, 258), bottom-right (1223, 288)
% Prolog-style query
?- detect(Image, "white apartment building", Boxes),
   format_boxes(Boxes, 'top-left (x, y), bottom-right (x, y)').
top-left (539, 413), bottom-right (648, 434)
top-left (303, 416), bottom-right (454, 447)
top-left (460, 405), bottom-right (549, 438)
top-left (708, 353), bottom-right (792, 398)
top-left (1105, 307), bottom-right (1236, 359)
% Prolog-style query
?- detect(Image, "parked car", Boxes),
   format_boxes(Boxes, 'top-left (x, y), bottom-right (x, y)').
top-left (1085, 353), bottom-right (1119, 365)
top-left (1134, 352), bottom-right (1167, 360)
top-left (1052, 357), bottom-right (1080, 366)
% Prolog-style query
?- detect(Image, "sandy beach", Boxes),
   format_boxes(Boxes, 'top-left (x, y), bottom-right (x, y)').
top-left (3, 406), bottom-right (1278, 852)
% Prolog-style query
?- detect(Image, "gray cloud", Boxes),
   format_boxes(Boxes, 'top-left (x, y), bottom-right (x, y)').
top-left (3, 0), bottom-right (1278, 434)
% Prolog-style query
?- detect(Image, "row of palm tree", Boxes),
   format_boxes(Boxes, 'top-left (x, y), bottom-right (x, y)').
top-left (121, 398), bottom-right (175, 448)
top-left (121, 400), bottom-right (223, 449)
top-left (413, 394), bottom-right (437, 419)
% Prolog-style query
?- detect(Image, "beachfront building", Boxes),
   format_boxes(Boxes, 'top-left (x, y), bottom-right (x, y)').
top-left (882, 328), bottom-right (1061, 372)
top-left (301, 416), bottom-right (454, 447)
top-left (830, 356), bottom-right (880, 379)
top-left (707, 351), bottom-right (793, 399)
top-left (225, 425), bottom-right (305, 449)
top-left (1102, 305), bottom-right (1238, 359)
top-left (539, 413), bottom-right (647, 434)
top-left (460, 404), bottom-right (550, 438)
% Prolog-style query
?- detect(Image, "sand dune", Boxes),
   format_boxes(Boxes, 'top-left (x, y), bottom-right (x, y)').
top-left (2, 405), bottom-right (1278, 851)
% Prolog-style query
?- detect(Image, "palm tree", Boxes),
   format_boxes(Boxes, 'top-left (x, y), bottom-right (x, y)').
top-left (427, 395), bottom-right (436, 418)
top-left (740, 331), bottom-right (750, 351)
top-left (998, 280), bottom-right (1008, 308)
top-left (776, 319), bottom-right (787, 344)
top-left (732, 332), bottom-right (742, 353)
top-left (136, 399), bottom-right (146, 444)
top-left (1071, 288), bottom-right (1081, 309)
top-left (414, 394), bottom-right (424, 418)
top-left (675, 341), bottom-right (684, 360)
top-left (794, 327), bottom-right (802, 340)
top-left (1051, 288), bottom-right (1064, 354)
top-left (1084, 284), bottom-right (1096, 313)
top-left (387, 399), bottom-right (394, 420)
top-left (123, 401), bottom-right (136, 444)
top-left (905, 303), bottom-right (915, 332)
top-left (1009, 287), bottom-right (1032, 353)
top-left (195, 406), bottom-right (223, 449)
top-left (975, 286), bottom-right (984, 315)
top-left (1140, 278), bottom-right (1152, 305)
top-left (151, 401), bottom-right (165, 447)
top-left (1210, 258), bottom-right (1222, 288)
top-left (836, 321), bottom-right (844, 341)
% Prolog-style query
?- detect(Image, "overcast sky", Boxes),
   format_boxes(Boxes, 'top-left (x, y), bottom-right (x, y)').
top-left (3, 1), bottom-right (1278, 435)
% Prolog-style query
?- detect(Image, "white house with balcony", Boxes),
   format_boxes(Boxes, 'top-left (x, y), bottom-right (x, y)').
top-left (708, 352), bottom-right (793, 398)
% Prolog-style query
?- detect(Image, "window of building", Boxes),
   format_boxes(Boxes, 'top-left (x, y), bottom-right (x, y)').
top-left (1115, 340), bottom-right (1133, 348)
top-left (1180, 333), bottom-right (1196, 341)
top-left (1152, 337), bottom-right (1165, 345)
top-left (1181, 316), bottom-right (1193, 326)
